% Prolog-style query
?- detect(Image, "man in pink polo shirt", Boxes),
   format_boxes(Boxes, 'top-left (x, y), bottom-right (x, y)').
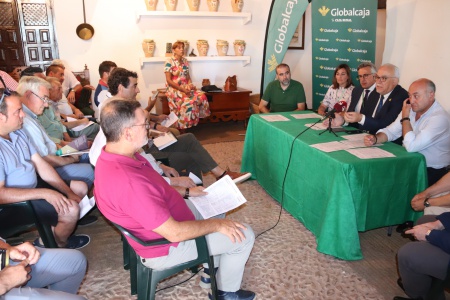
top-left (94, 99), bottom-right (256, 300)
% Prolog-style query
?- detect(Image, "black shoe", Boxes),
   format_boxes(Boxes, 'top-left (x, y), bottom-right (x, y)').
top-left (65, 234), bottom-right (90, 249)
top-left (77, 215), bottom-right (98, 227)
top-left (209, 289), bottom-right (256, 300)
top-left (396, 221), bottom-right (414, 233)
top-left (397, 278), bottom-right (405, 292)
top-left (393, 297), bottom-right (410, 300)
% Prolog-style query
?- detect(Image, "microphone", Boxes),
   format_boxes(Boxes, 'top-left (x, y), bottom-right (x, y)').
top-left (333, 100), bottom-right (347, 113)
top-left (323, 108), bottom-right (336, 119)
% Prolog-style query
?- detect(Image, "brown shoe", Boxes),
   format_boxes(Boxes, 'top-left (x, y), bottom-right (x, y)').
top-left (217, 169), bottom-right (251, 184)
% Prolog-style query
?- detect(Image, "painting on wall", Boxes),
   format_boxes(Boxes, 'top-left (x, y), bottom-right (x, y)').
top-left (288, 13), bottom-right (305, 50)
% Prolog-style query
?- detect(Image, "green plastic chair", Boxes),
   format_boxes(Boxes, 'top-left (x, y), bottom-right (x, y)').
top-left (0, 201), bottom-right (57, 248)
top-left (112, 222), bottom-right (218, 300)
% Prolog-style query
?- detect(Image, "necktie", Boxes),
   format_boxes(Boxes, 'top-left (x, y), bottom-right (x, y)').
top-left (375, 95), bottom-right (384, 116)
top-left (361, 89), bottom-right (370, 110)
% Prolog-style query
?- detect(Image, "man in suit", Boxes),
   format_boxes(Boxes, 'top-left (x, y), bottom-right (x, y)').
top-left (332, 63), bottom-right (407, 134)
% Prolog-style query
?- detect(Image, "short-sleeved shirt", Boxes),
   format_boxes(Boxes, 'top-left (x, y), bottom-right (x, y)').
top-left (262, 79), bottom-right (306, 112)
top-left (37, 106), bottom-right (67, 143)
top-left (22, 105), bottom-right (57, 157)
top-left (0, 130), bottom-right (37, 188)
top-left (94, 148), bottom-right (195, 258)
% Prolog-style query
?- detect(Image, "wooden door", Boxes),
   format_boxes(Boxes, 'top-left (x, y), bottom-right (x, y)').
top-left (0, 0), bottom-right (25, 72)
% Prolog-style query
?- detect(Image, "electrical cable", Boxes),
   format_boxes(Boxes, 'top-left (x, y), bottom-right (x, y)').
top-left (155, 266), bottom-right (204, 293)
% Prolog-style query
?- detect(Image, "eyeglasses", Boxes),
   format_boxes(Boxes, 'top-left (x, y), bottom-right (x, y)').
top-left (0, 76), bottom-right (12, 106)
top-left (374, 75), bottom-right (396, 82)
top-left (356, 74), bottom-right (374, 80)
top-left (29, 90), bottom-right (50, 104)
top-left (130, 122), bottom-right (151, 130)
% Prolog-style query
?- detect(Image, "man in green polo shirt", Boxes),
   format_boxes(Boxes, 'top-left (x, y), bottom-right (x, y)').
top-left (259, 63), bottom-right (306, 113)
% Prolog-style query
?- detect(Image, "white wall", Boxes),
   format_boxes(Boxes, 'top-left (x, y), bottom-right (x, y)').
top-left (53, 1), bottom-right (387, 109)
top-left (383, 0), bottom-right (450, 112)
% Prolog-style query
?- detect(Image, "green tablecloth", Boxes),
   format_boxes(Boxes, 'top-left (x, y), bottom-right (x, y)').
top-left (242, 112), bottom-right (427, 260)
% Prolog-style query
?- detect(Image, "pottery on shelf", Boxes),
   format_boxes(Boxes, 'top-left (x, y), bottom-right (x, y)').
top-left (233, 40), bottom-right (246, 56)
top-left (145, 0), bottom-right (157, 10)
top-left (207, 0), bottom-right (219, 11)
top-left (177, 40), bottom-right (190, 56)
top-left (164, 0), bottom-right (177, 11)
top-left (187, 0), bottom-right (200, 11)
top-left (142, 39), bottom-right (156, 57)
top-left (216, 40), bottom-right (229, 56)
top-left (197, 40), bottom-right (209, 57)
top-left (231, 0), bottom-right (243, 12)
top-left (202, 79), bottom-right (211, 86)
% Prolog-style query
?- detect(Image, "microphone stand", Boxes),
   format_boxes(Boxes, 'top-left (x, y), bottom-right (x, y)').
top-left (319, 110), bottom-right (338, 137)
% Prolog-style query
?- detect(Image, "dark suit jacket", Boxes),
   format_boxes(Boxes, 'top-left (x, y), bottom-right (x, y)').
top-left (349, 85), bottom-right (407, 134)
top-left (347, 86), bottom-right (380, 131)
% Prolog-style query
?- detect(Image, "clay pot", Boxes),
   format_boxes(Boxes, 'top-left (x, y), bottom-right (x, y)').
top-left (177, 40), bottom-right (189, 56)
top-left (216, 40), bottom-right (229, 56)
top-left (197, 40), bottom-right (209, 57)
top-left (202, 79), bottom-right (211, 86)
top-left (231, 0), bottom-right (243, 12)
top-left (207, 0), bottom-right (219, 12)
top-left (164, 0), bottom-right (177, 11)
top-left (233, 40), bottom-right (246, 56)
top-left (146, 0), bottom-right (157, 10)
top-left (187, 0), bottom-right (200, 11)
top-left (142, 39), bottom-right (156, 57)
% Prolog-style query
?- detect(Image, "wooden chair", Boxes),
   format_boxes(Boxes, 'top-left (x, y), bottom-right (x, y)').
top-left (112, 222), bottom-right (218, 300)
top-left (0, 201), bottom-right (57, 248)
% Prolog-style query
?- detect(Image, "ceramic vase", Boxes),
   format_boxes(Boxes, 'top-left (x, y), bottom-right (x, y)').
top-left (202, 79), bottom-right (211, 86)
top-left (231, 0), bottom-right (243, 12)
top-left (233, 40), bottom-right (245, 56)
top-left (142, 39), bottom-right (156, 57)
top-left (207, 0), bottom-right (219, 11)
top-left (164, 0), bottom-right (177, 11)
top-left (216, 40), bottom-right (229, 56)
top-left (187, 0), bottom-right (200, 11)
top-left (197, 40), bottom-right (209, 57)
top-left (146, 0), bottom-right (157, 10)
top-left (177, 40), bottom-right (190, 56)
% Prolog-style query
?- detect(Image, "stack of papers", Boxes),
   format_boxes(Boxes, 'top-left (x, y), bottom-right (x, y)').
top-left (291, 113), bottom-right (322, 119)
top-left (160, 112), bottom-right (178, 128)
top-left (67, 117), bottom-right (95, 132)
top-left (260, 115), bottom-right (290, 122)
top-left (153, 132), bottom-right (177, 150)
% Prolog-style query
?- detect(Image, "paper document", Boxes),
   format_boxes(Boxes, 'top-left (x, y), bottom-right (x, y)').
top-left (153, 132), bottom-right (177, 150)
top-left (339, 140), bottom-right (372, 149)
top-left (310, 141), bottom-right (353, 152)
top-left (161, 112), bottom-right (178, 128)
top-left (304, 123), bottom-right (343, 130)
top-left (291, 113), bottom-right (321, 119)
top-left (346, 147), bottom-right (395, 159)
top-left (341, 133), bottom-right (369, 141)
top-left (56, 135), bottom-right (90, 156)
top-left (260, 115), bottom-right (290, 122)
top-left (79, 196), bottom-right (96, 219)
top-left (67, 117), bottom-right (95, 132)
top-left (189, 172), bottom-right (203, 185)
top-left (188, 175), bottom-right (247, 219)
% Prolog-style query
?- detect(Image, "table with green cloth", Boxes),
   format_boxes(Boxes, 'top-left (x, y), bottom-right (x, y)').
top-left (241, 112), bottom-right (427, 260)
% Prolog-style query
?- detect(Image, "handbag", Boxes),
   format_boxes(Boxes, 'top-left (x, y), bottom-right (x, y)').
top-left (224, 75), bottom-right (237, 92)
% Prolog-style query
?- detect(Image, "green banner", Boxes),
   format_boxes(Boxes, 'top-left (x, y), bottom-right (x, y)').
top-left (261, 0), bottom-right (310, 94)
top-left (311, 0), bottom-right (377, 109)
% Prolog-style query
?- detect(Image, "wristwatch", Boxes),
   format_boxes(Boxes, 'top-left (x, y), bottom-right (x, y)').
top-left (423, 198), bottom-right (431, 207)
top-left (400, 117), bottom-right (410, 124)
top-left (426, 229), bottom-right (432, 238)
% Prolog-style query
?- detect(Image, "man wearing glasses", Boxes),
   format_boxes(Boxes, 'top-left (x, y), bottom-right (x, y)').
top-left (331, 63), bottom-right (407, 134)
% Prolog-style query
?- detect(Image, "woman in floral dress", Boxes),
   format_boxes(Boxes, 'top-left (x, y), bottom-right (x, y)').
top-left (164, 41), bottom-right (210, 130)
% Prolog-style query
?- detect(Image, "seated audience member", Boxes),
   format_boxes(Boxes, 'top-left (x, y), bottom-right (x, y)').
top-left (39, 77), bottom-right (99, 140)
top-left (364, 78), bottom-right (450, 186)
top-left (259, 63), bottom-right (306, 113)
top-left (395, 212), bottom-right (450, 300)
top-left (0, 70), bottom-right (18, 91)
top-left (20, 66), bottom-right (46, 79)
top-left (94, 60), bottom-right (117, 107)
top-left (90, 68), bottom-right (251, 184)
top-left (411, 171), bottom-right (450, 215)
top-left (17, 76), bottom-right (95, 190)
top-left (0, 89), bottom-right (89, 249)
top-left (0, 239), bottom-right (87, 299)
top-left (95, 99), bottom-right (256, 300)
top-left (317, 64), bottom-right (354, 116)
top-left (332, 63), bottom-right (407, 134)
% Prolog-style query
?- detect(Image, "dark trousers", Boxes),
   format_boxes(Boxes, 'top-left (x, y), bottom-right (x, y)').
top-left (427, 167), bottom-right (449, 187)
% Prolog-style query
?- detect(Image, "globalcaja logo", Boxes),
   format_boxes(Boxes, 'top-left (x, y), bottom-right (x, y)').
top-left (318, 6), bottom-right (330, 16)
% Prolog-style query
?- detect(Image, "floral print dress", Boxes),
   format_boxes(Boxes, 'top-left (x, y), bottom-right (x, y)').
top-left (164, 56), bottom-right (210, 129)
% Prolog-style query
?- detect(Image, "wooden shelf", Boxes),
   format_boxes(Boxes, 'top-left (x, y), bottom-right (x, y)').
top-left (136, 10), bottom-right (252, 24)
top-left (139, 56), bottom-right (251, 67)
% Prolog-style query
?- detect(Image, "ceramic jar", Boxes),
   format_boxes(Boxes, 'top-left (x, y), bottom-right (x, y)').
top-left (187, 0), bottom-right (200, 11)
top-left (164, 0), bottom-right (177, 11)
top-left (177, 40), bottom-right (190, 56)
top-left (197, 40), bottom-right (209, 56)
top-left (142, 39), bottom-right (156, 57)
top-left (207, 0), bottom-right (219, 11)
top-left (231, 0), bottom-right (243, 12)
top-left (216, 40), bottom-right (229, 56)
top-left (146, 0), bottom-right (157, 10)
top-left (202, 79), bottom-right (211, 86)
top-left (233, 40), bottom-right (246, 56)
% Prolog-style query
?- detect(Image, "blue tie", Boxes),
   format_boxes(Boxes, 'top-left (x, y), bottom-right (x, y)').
top-left (375, 95), bottom-right (384, 117)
